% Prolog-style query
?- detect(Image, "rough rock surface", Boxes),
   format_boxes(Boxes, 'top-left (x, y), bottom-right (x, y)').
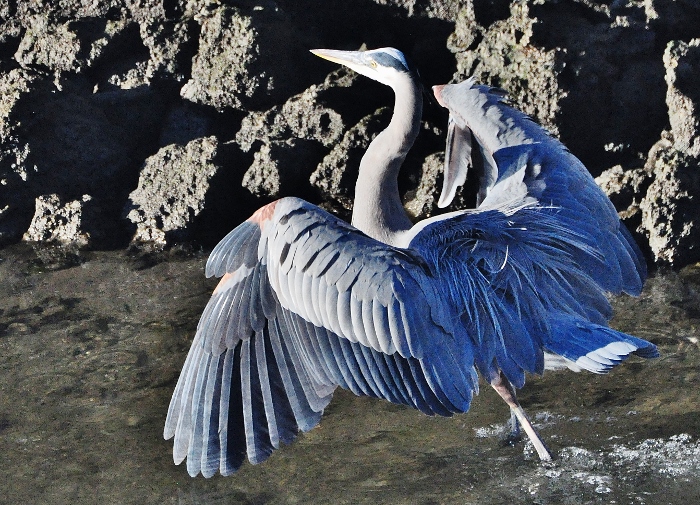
top-left (664, 39), bottom-right (700, 158)
top-left (0, 0), bottom-right (699, 267)
top-left (181, 4), bottom-right (317, 110)
top-left (126, 136), bottom-right (219, 246)
top-left (179, 5), bottom-right (263, 110)
top-left (23, 194), bottom-right (92, 246)
top-left (237, 69), bottom-right (349, 199)
top-left (640, 139), bottom-right (700, 265)
top-left (448, 0), bottom-right (565, 135)
top-left (598, 37), bottom-right (700, 266)
top-left (638, 38), bottom-right (700, 265)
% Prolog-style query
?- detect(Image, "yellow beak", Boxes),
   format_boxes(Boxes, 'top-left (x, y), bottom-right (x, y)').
top-left (310, 48), bottom-right (365, 68)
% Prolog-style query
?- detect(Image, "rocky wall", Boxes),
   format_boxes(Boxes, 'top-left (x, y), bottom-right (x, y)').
top-left (1, 0), bottom-right (699, 267)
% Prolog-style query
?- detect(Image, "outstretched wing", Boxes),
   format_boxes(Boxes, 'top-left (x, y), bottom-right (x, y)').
top-left (406, 204), bottom-right (657, 390)
top-left (409, 81), bottom-right (656, 387)
top-left (164, 197), bottom-right (478, 477)
top-left (434, 80), bottom-right (646, 297)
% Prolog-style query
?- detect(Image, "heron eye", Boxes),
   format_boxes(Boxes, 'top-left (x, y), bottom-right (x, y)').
top-left (370, 60), bottom-right (378, 68)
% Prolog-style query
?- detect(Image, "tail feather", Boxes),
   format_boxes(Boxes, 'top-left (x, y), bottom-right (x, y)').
top-left (545, 314), bottom-right (658, 374)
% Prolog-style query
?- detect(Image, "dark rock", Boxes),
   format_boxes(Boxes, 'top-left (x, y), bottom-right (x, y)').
top-left (126, 136), bottom-right (219, 246)
top-left (664, 39), bottom-right (700, 158)
top-left (0, 68), bottom-right (35, 243)
top-left (236, 80), bottom-right (345, 153)
top-left (403, 152), bottom-right (444, 220)
top-left (23, 194), bottom-right (92, 246)
top-left (179, 5), bottom-right (263, 109)
top-left (367, 0), bottom-right (461, 20)
top-left (180, 4), bottom-right (312, 110)
top-left (448, 0), bottom-right (565, 135)
top-left (158, 103), bottom-right (211, 147)
top-left (633, 39), bottom-right (700, 266)
top-left (595, 165), bottom-right (652, 223)
top-left (14, 15), bottom-right (82, 75)
top-left (639, 138), bottom-right (700, 265)
top-left (138, 19), bottom-right (194, 82)
top-left (0, 0), bottom-right (699, 267)
top-left (241, 142), bottom-right (285, 199)
top-left (0, 67), bottom-right (33, 144)
top-left (237, 69), bottom-right (351, 200)
top-left (645, 0), bottom-right (700, 42)
top-left (449, 0), bottom-right (668, 171)
top-left (14, 0), bottom-right (125, 20)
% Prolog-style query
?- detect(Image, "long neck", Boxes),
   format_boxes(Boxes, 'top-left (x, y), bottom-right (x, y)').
top-left (352, 75), bottom-right (423, 245)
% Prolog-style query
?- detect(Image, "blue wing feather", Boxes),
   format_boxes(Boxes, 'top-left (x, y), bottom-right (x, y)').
top-left (545, 314), bottom-right (659, 373)
top-left (166, 199), bottom-right (481, 476)
top-left (167, 77), bottom-right (657, 477)
top-left (409, 204), bottom-right (636, 386)
top-left (437, 81), bottom-right (646, 298)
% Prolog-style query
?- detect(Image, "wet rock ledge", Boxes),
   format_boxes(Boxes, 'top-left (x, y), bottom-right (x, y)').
top-left (1, 0), bottom-right (700, 267)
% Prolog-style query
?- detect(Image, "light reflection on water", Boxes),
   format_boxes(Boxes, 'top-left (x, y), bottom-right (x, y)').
top-left (1, 244), bottom-right (699, 504)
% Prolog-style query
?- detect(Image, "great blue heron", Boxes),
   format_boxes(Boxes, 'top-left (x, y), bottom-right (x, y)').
top-left (164, 47), bottom-right (657, 476)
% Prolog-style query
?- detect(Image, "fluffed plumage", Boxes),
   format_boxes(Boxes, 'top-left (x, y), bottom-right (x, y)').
top-left (164, 50), bottom-right (657, 476)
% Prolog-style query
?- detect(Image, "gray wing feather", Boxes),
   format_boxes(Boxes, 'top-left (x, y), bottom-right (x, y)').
top-left (274, 311), bottom-right (331, 414)
top-left (317, 277), bottom-right (333, 333)
top-left (373, 298), bottom-right (395, 355)
top-left (248, 266), bottom-right (266, 332)
top-left (388, 297), bottom-right (409, 357)
top-left (336, 290), bottom-right (354, 338)
top-left (435, 80), bottom-right (646, 297)
top-left (299, 269), bottom-right (316, 325)
top-left (349, 292), bottom-right (366, 345)
top-left (252, 332), bottom-right (279, 449)
top-left (217, 348), bottom-right (234, 470)
top-left (240, 340), bottom-right (256, 462)
top-left (185, 348), bottom-right (209, 475)
top-left (309, 268), bottom-right (324, 326)
top-left (325, 280), bottom-right (344, 337)
top-left (439, 117), bottom-right (472, 208)
top-left (361, 298), bottom-right (380, 352)
top-left (165, 197), bottom-right (477, 476)
top-left (201, 351), bottom-right (223, 476)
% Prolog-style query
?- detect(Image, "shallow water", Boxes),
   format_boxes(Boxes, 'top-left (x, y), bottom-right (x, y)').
top-left (1, 244), bottom-right (699, 505)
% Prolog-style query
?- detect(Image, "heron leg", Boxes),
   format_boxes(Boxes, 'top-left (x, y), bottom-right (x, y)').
top-left (505, 409), bottom-right (521, 446)
top-left (490, 372), bottom-right (553, 461)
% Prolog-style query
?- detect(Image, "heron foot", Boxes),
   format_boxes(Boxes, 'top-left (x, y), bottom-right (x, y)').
top-left (502, 409), bottom-right (522, 447)
top-left (490, 372), bottom-right (553, 462)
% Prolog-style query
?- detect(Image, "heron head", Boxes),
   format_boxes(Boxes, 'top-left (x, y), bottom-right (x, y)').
top-left (310, 47), bottom-right (413, 87)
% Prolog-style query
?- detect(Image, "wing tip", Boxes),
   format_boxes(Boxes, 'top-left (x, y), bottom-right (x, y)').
top-left (545, 315), bottom-right (658, 374)
top-left (568, 338), bottom-right (658, 374)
